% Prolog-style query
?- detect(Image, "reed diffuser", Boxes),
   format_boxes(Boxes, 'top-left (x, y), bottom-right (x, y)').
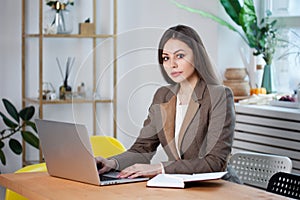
top-left (56, 57), bottom-right (75, 100)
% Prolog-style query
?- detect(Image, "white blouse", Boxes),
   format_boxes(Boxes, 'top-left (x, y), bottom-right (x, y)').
top-left (161, 96), bottom-right (188, 173)
top-left (175, 95), bottom-right (188, 155)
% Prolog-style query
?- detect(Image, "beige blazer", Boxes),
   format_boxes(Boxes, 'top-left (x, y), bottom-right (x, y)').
top-left (112, 79), bottom-right (235, 174)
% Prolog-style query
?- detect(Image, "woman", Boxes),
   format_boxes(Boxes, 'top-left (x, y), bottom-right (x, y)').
top-left (96, 25), bottom-right (238, 182)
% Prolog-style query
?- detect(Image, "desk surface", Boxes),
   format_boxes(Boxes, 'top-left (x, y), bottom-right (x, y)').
top-left (0, 172), bottom-right (286, 200)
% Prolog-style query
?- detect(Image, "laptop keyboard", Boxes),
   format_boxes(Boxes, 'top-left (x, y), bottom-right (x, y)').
top-left (100, 171), bottom-right (121, 181)
top-left (100, 175), bottom-right (120, 181)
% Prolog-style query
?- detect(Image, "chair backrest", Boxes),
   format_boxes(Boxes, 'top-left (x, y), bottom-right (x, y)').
top-left (15, 162), bottom-right (47, 173)
top-left (267, 172), bottom-right (300, 199)
top-left (229, 152), bottom-right (292, 189)
top-left (90, 135), bottom-right (126, 158)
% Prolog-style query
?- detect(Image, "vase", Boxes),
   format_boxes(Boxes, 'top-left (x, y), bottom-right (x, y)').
top-left (261, 64), bottom-right (276, 94)
top-left (44, 7), bottom-right (73, 34)
top-left (59, 82), bottom-right (72, 100)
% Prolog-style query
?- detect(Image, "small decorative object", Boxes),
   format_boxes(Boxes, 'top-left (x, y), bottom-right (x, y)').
top-left (223, 68), bottom-right (250, 100)
top-left (254, 64), bottom-right (264, 89)
top-left (42, 82), bottom-right (56, 100)
top-left (44, 0), bottom-right (74, 34)
top-left (77, 82), bottom-right (86, 98)
top-left (56, 57), bottom-right (75, 100)
top-left (0, 98), bottom-right (39, 166)
top-left (223, 80), bottom-right (251, 97)
top-left (79, 18), bottom-right (95, 35)
top-left (224, 68), bottom-right (247, 80)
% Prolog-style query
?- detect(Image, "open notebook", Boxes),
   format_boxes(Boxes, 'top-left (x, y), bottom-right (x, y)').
top-left (147, 171), bottom-right (227, 188)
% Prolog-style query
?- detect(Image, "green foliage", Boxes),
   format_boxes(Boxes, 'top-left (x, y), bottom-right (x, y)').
top-left (0, 98), bottom-right (39, 165)
top-left (171, 0), bottom-right (248, 43)
top-left (171, 0), bottom-right (278, 65)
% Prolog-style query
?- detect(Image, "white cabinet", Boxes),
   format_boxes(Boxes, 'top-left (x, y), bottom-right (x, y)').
top-left (233, 104), bottom-right (300, 173)
top-left (264, 0), bottom-right (300, 18)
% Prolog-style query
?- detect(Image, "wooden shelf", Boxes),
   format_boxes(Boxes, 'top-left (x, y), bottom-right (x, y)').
top-left (24, 33), bottom-right (115, 38)
top-left (23, 98), bottom-right (113, 105)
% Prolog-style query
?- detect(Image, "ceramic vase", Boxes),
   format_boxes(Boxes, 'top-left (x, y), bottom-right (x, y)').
top-left (261, 64), bottom-right (276, 94)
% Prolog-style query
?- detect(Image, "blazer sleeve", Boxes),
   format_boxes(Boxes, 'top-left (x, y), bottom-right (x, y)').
top-left (109, 88), bottom-right (165, 170)
top-left (162, 86), bottom-right (235, 174)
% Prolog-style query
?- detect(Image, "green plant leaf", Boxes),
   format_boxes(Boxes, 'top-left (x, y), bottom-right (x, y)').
top-left (239, 0), bottom-right (258, 48)
top-left (19, 106), bottom-right (35, 121)
top-left (220, 0), bottom-right (241, 25)
top-left (21, 131), bottom-right (39, 149)
top-left (9, 138), bottom-right (23, 155)
top-left (0, 149), bottom-right (6, 165)
top-left (25, 121), bottom-right (38, 133)
top-left (0, 111), bottom-right (18, 128)
top-left (171, 0), bottom-right (250, 46)
top-left (1, 129), bottom-right (5, 136)
top-left (2, 98), bottom-right (20, 123)
top-left (0, 141), bottom-right (4, 149)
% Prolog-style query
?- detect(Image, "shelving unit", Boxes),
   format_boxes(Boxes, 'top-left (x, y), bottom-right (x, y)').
top-left (21, 0), bottom-right (117, 166)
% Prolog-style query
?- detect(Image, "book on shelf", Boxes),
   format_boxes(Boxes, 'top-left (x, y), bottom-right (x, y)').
top-left (146, 171), bottom-right (227, 188)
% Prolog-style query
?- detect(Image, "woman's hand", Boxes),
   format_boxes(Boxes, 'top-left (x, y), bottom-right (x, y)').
top-left (95, 156), bottom-right (117, 174)
top-left (118, 164), bottom-right (162, 179)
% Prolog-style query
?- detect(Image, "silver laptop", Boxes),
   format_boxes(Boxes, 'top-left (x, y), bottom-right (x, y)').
top-left (35, 119), bottom-right (149, 186)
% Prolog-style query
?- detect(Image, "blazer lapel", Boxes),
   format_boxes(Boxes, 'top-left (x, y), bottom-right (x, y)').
top-left (160, 95), bottom-right (180, 160)
top-left (178, 79), bottom-right (205, 153)
top-left (159, 80), bottom-right (205, 159)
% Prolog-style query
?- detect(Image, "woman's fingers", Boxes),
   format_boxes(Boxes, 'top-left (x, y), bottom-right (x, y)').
top-left (118, 165), bottom-right (137, 178)
top-left (118, 164), bottom-right (162, 178)
top-left (95, 157), bottom-right (116, 174)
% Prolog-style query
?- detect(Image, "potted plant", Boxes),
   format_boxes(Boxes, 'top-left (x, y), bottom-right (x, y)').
top-left (172, 0), bottom-right (278, 93)
top-left (0, 98), bottom-right (39, 166)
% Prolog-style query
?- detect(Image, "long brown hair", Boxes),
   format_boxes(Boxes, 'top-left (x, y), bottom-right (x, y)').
top-left (158, 25), bottom-right (221, 85)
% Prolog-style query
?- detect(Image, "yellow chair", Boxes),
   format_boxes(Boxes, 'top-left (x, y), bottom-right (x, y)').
top-left (5, 135), bottom-right (126, 200)
top-left (90, 135), bottom-right (126, 158)
top-left (5, 163), bottom-right (47, 200)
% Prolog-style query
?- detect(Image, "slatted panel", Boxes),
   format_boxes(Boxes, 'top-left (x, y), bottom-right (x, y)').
top-left (236, 115), bottom-right (300, 131)
top-left (234, 131), bottom-right (300, 153)
top-left (235, 123), bottom-right (300, 141)
top-left (233, 104), bottom-right (300, 174)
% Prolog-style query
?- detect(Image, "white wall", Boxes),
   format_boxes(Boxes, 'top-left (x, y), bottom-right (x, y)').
top-left (0, 0), bottom-right (245, 173)
top-left (0, 0), bottom-right (23, 174)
